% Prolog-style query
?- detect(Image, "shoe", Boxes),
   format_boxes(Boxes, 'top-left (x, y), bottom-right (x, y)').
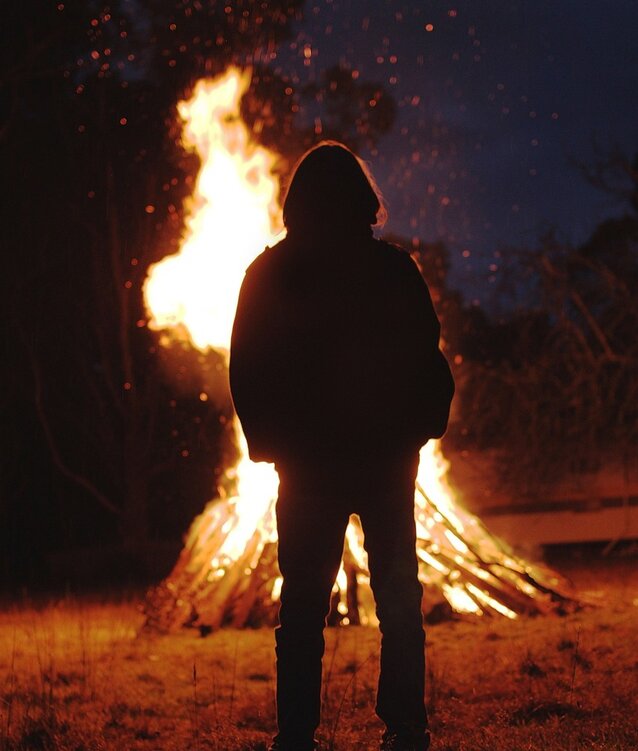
top-left (380, 729), bottom-right (431, 751)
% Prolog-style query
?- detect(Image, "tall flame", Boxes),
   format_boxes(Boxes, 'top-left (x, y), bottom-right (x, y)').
top-left (144, 68), bottom-right (573, 630)
top-left (144, 66), bottom-right (282, 572)
top-left (144, 67), bottom-right (283, 351)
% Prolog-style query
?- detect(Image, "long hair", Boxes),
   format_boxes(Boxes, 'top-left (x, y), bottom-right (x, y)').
top-left (282, 141), bottom-right (386, 234)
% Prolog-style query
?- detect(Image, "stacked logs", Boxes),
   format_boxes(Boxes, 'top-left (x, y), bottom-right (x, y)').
top-left (144, 473), bottom-right (578, 633)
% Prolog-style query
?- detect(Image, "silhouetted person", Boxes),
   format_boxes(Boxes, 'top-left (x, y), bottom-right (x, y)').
top-left (230, 142), bottom-right (454, 751)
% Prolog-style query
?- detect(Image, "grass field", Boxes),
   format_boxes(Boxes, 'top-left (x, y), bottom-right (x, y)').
top-left (1, 553), bottom-right (637, 751)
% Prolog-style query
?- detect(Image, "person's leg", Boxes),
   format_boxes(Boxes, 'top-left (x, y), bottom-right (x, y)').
top-left (358, 454), bottom-right (429, 749)
top-left (273, 474), bottom-right (350, 750)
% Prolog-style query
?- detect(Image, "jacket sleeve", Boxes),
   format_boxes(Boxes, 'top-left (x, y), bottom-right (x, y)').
top-left (400, 253), bottom-right (455, 441)
top-left (229, 258), bottom-right (283, 462)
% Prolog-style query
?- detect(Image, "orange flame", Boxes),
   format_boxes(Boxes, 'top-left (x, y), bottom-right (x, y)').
top-left (144, 67), bottom-right (283, 351)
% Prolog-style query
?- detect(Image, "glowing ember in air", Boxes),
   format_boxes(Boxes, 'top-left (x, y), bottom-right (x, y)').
top-left (143, 68), bottom-right (575, 632)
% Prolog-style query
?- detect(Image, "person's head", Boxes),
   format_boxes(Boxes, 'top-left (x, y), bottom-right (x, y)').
top-left (282, 141), bottom-right (386, 235)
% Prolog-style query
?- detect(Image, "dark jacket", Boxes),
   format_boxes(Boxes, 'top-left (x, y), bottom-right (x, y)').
top-left (229, 231), bottom-right (454, 466)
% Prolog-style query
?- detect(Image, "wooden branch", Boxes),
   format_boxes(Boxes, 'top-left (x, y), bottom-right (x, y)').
top-left (539, 254), bottom-right (624, 362)
top-left (568, 287), bottom-right (617, 359)
top-left (414, 481), bottom-right (573, 605)
top-left (105, 166), bottom-right (134, 388)
top-left (25, 340), bottom-right (120, 516)
top-left (65, 201), bottom-right (126, 418)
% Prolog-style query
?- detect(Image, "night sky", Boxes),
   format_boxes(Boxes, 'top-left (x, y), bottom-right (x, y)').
top-left (268, 0), bottom-right (638, 301)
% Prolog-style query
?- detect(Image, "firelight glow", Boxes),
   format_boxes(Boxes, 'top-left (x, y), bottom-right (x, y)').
top-left (144, 67), bottom-right (568, 628)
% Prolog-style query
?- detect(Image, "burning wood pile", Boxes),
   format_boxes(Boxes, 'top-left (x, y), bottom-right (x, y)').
top-left (145, 418), bottom-right (575, 631)
top-left (143, 68), bottom-right (576, 632)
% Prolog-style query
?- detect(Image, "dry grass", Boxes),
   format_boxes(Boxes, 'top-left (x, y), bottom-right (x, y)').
top-left (1, 556), bottom-right (637, 751)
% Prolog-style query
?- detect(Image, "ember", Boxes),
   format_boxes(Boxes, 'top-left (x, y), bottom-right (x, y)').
top-left (144, 68), bottom-right (574, 631)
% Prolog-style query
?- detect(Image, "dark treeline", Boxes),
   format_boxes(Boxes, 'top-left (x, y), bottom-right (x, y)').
top-left (453, 191), bottom-right (638, 494)
top-left (451, 181), bottom-right (637, 494)
top-left (408, 189), bottom-right (637, 499)
top-left (1, 3), bottom-right (636, 589)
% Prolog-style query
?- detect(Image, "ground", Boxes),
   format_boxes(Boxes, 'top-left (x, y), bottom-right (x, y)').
top-left (1, 552), bottom-right (637, 751)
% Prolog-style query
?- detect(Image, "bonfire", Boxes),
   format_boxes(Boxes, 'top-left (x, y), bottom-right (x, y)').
top-left (143, 68), bottom-right (574, 632)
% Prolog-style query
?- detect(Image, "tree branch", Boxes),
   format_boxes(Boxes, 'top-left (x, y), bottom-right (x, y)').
top-left (24, 339), bottom-right (121, 516)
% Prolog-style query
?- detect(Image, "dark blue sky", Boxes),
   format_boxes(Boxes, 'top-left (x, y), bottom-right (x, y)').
top-left (271, 0), bottom-right (638, 302)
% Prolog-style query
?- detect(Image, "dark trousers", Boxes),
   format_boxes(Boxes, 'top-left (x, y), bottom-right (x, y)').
top-left (273, 453), bottom-right (427, 747)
